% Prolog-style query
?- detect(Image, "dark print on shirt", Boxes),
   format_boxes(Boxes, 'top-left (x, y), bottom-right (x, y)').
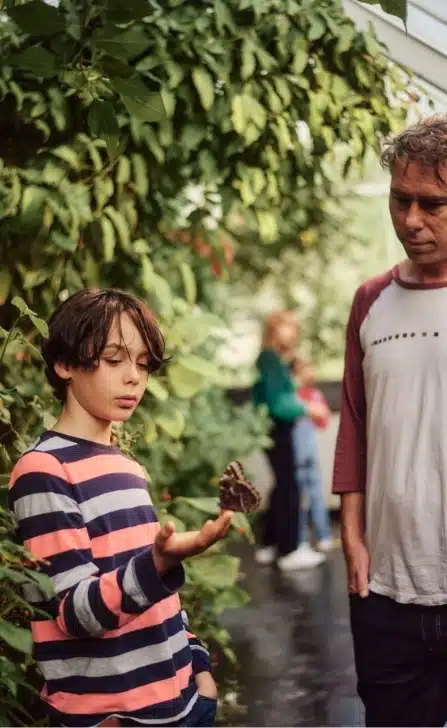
top-left (372, 331), bottom-right (440, 346)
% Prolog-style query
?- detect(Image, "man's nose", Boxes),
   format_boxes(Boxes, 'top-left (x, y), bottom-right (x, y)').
top-left (405, 201), bottom-right (424, 230)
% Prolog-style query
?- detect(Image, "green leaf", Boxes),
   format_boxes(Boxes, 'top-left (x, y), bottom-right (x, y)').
top-left (146, 376), bottom-right (169, 401)
top-left (141, 255), bottom-right (155, 291)
top-left (187, 553), bottom-right (239, 589)
top-left (88, 100), bottom-right (120, 159)
top-left (214, 0), bottom-right (234, 32)
top-left (292, 42), bottom-right (308, 74)
top-left (0, 270), bottom-right (12, 304)
top-left (180, 124), bottom-right (205, 152)
top-left (192, 68), bottom-right (214, 111)
top-left (116, 156), bottom-right (131, 185)
top-left (231, 94), bottom-right (246, 134)
top-left (0, 620), bottom-right (32, 655)
top-left (168, 363), bottom-right (204, 398)
top-left (30, 315), bottom-right (49, 339)
top-left (336, 24), bottom-right (356, 54)
top-left (103, 0), bottom-right (151, 23)
top-left (357, 0), bottom-right (407, 23)
top-left (155, 409), bottom-right (185, 439)
top-left (144, 418), bottom-right (157, 444)
top-left (160, 88), bottom-right (175, 119)
top-left (241, 39), bottom-right (256, 81)
top-left (9, 47), bottom-right (57, 78)
top-left (100, 217), bottom-right (116, 262)
top-left (23, 568), bottom-right (53, 595)
top-left (11, 297), bottom-right (37, 318)
top-left (179, 262), bottom-right (197, 305)
top-left (104, 206), bottom-right (130, 252)
top-left (132, 153), bottom-right (149, 197)
top-left (152, 274), bottom-right (172, 314)
top-left (8, 0), bottom-right (65, 36)
top-left (93, 25), bottom-right (151, 61)
top-left (308, 13), bottom-right (326, 42)
top-left (177, 354), bottom-right (220, 380)
top-left (257, 210), bottom-right (278, 243)
top-left (52, 146), bottom-right (80, 170)
top-left (231, 511), bottom-right (255, 543)
top-left (113, 77), bottom-right (166, 123)
top-left (214, 585), bottom-right (250, 612)
top-left (51, 231), bottom-right (77, 253)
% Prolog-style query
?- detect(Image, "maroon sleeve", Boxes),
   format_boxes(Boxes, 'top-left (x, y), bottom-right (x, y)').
top-left (332, 270), bottom-right (393, 494)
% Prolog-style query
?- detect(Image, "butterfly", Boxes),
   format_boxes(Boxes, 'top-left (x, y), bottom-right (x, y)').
top-left (219, 460), bottom-right (261, 513)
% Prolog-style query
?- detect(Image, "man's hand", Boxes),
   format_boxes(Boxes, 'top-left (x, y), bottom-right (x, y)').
top-left (153, 510), bottom-right (233, 574)
top-left (195, 671), bottom-right (218, 699)
top-left (345, 540), bottom-right (370, 598)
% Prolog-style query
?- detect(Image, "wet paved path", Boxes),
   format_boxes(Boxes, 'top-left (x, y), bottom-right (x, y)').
top-left (221, 541), bottom-right (364, 726)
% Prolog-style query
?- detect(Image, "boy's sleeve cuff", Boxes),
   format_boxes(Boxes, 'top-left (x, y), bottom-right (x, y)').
top-left (133, 546), bottom-right (185, 605)
top-left (189, 638), bottom-right (212, 673)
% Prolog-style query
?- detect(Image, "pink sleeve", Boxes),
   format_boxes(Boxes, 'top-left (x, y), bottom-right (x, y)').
top-left (332, 271), bottom-right (393, 494)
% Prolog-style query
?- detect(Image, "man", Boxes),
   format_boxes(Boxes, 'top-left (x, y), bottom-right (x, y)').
top-left (333, 115), bottom-right (447, 727)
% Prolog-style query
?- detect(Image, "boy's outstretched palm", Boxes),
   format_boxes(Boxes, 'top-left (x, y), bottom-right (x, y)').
top-left (153, 510), bottom-right (233, 574)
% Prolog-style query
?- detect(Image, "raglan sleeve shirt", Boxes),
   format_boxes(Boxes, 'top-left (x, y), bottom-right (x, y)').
top-left (9, 453), bottom-right (187, 640)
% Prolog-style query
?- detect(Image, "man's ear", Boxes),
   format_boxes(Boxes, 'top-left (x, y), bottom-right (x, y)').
top-left (54, 361), bottom-right (73, 382)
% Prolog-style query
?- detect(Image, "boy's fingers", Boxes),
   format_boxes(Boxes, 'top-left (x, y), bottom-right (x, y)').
top-left (157, 521), bottom-right (175, 544)
top-left (197, 513), bottom-right (233, 548)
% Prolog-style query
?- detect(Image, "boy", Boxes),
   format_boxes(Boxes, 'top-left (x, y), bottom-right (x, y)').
top-left (291, 357), bottom-right (334, 553)
top-left (8, 289), bottom-right (233, 727)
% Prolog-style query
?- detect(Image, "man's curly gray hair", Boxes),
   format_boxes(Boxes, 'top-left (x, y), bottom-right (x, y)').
top-left (381, 115), bottom-right (447, 178)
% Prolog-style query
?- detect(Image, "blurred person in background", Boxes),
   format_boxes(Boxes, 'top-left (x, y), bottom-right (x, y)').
top-left (291, 357), bottom-right (334, 554)
top-left (253, 311), bottom-right (326, 571)
top-left (333, 116), bottom-right (447, 727)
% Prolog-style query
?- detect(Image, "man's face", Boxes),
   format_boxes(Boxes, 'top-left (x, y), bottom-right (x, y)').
top-left (57, 313), bottom-right (150, 424)
top-left (390, 161), bottom-right (447, 266)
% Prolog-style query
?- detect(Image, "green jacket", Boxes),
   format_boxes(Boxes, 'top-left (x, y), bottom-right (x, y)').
top-left (252, 349), bottom-right (306, 422)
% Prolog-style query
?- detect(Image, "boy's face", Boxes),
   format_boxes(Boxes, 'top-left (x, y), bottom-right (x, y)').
top-left (55, 313), bottom-right (150, 423)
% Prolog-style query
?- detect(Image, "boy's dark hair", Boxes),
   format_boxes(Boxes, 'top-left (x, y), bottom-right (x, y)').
top-left (42, 289), bottom-right (166, 402)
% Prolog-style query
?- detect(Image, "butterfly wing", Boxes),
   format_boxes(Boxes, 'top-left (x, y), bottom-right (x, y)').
top-left (218, 462), bottom-right (261, 513)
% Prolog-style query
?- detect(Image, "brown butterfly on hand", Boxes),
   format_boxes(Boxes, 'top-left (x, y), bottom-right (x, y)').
top-left (219, 461), bottom-right (261, 513)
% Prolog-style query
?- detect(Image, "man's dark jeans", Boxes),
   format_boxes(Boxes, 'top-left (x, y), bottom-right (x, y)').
top-left (350, 591), bottom-right (447, 727)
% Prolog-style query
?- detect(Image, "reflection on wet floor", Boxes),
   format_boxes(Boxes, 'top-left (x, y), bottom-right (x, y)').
top-left (221, 540), bottom-right (365, 727)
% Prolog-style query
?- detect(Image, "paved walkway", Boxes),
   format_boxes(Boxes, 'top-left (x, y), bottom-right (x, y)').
top-left (221, 541), bottom-right (364, 726)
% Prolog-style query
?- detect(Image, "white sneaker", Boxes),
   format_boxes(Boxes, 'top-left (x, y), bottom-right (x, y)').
top-left (255, 546), bottom-right (276, 565)
top-left (317, 538), bottom-right (337, 553)
top-left (277, 544), bottom-right (326, 571)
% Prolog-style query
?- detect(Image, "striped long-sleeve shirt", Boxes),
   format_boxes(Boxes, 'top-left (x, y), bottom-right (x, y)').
top-left (8, 431), bottom-right (211, 727)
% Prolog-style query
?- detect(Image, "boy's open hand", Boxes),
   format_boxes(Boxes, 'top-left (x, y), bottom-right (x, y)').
top-left (153, 510), bottom-right (234, 574)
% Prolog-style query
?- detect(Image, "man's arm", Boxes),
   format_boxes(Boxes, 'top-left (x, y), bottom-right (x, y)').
top-left (333, 287), bottom-right (370, 596)
top-left (341, 492), bottom-right (369, 597)
top-left (9, 452), bottom-right (185, 639)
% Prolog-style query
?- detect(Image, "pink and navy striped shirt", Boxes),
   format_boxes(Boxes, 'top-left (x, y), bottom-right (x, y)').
top-left (8, 431), bottom-right (211, 727)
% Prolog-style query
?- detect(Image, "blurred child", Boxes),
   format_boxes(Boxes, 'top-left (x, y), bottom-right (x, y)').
top-left (253, 313), bottom-right (326, 570)
top-left (292, 357), bottom-right (334, 553)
